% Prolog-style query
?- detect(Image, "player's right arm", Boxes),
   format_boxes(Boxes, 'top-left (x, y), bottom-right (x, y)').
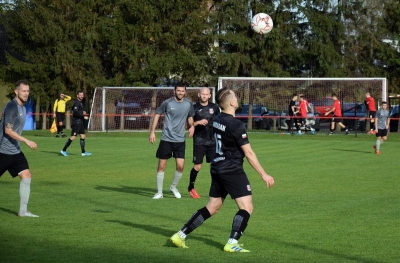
top-left (149, 114), bottom-right (161, 144)
top-left (241, 143), bottom-right (274, 188)
top-left (4, 105), bottom-right (37, 150)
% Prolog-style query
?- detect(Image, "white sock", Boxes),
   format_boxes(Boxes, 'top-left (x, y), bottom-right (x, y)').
top-left (156, 172), bottom-right (164, 194)
top-left (19, 178), bottom-right (31, 214)
top-left (178, 230), bottom-right (187, 239)
top-left (170, 170), bottom-right (182, 189)
top-left (228, 238), bottom-right (238, 244)
top-left (376, 140), bottom-right (381, 151)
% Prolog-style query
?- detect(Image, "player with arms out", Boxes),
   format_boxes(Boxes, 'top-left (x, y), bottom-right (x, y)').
top-left (365, 92), bottom-right (377, 134)
top-left (325, 94), bottom-right (349, 135)
top-left (170, 87), bottom-right (274, 252)
top-left (373, 101), bottom-right (390, 155)
top-left (0, 80), bottom-right (39, 217)
top-left (187, 86), bottom-right (220, 198)
top-left (60, 91), bottom-right (91, 156)
top-left (149, 83), bottom-right (195, 199)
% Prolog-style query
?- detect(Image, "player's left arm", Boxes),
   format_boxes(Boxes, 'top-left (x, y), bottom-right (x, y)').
top-left (187, 116), bottom-right (194, 137)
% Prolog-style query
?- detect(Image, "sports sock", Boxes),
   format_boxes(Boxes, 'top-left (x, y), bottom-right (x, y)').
top-left (63, 139), bottom-right (72, 151)
top-left (156, 172), bottom-right (164, 194)
top-left (180, 207), bottom-right (211, 235)
top-left (371, 122), bottom-right (375, 130)
top-left (376, 139), bottom-right (381, 151)
top-left (229, 209), bottom-right (251, 242)
top-left (19, 178), bottom-right (31, 214)
top-left (170, 170), bottom-right (182, 189)
top-left (188, 168), bottom-right (198, 191)
top-left (80, 139), bottom-right (85, 153)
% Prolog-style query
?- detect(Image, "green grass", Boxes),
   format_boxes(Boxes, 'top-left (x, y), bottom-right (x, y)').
top-left (1, 130), bottom-right (399, 263)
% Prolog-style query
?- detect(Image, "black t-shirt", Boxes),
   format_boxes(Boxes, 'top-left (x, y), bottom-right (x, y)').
top-left (288, 100), bottom-right (296, 116)
top-left (72, 99), bottom-right (85, 124)
top-left (211, 112), bottom-right (250, 174)
top-left (193, 102), bottom-right (220, 145)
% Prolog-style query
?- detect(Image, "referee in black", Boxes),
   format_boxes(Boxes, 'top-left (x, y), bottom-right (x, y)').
top-left (171, 87), bottom-right (275, 252)
top-left (187, 86), bottom-right (220, 198)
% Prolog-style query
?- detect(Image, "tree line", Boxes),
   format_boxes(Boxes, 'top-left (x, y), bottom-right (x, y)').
top-left (0, 0), bottom-right (399, 113)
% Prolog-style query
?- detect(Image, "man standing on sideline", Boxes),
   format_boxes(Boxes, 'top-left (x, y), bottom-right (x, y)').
top-left (187, 86), bottom-right (220, 199)
top-left (365, 92), bottom-right (377, 134)
top-left (60, 91), bottom-right (91, 157)
top-left (325, 94), bottom-right (349, 135)
top-left (288, 93), bottom-right (300, 135)
top-left (298, 95), bottom-right (315, 134)
top-left (373, 101), bottom-right (390, 155)
top-left (0, 80), bottom-right (39, 217)
top-left (149, 83), bottom-right (195, 199)
top-left (170, 87), bottom-right (274, 252)
top-left (53, 93), bottom-right (71, 138)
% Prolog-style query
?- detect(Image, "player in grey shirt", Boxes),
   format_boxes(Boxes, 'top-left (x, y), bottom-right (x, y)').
top-left (149, 83), bottom-right (195, 199)
top-left (373, 101), bottom-right (390, 154)
top-left (0, 80), bottom-right (39, 217)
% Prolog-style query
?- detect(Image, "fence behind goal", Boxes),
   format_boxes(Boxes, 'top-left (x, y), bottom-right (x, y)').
top-left (218, 77), bottom-right (387, 132)
top-left (88, 87), bottom-right (215, 132)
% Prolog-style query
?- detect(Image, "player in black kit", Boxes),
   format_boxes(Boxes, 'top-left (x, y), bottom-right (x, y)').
top-left (60, 91), bottom-right (91, 157)
top-left (187, 86), bottom-right (220, 198)
top-left (171, 87), bottom-right (275, 252)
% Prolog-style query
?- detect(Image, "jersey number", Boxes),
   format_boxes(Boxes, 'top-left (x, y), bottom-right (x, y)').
top-left (214, 133), bottom-right (223, 155)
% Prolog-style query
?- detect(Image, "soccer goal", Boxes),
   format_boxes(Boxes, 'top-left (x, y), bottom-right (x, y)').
top-left (218, 77), bottom-right (387, 132)
top-left (88, 86), bottom-right (216, 132)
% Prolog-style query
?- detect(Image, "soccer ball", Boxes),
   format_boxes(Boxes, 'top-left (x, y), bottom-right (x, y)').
top-left (251, 13), bottom-right (273, 34)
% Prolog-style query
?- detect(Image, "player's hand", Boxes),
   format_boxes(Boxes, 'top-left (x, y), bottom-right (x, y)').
top-left (84, 116), bottom-right (89, 120)
top-left (149, 133), bottom-right (156, 144)
top-left (25, 140), bottom-right (37, 150)
top-left (53, 113), bottom-right (56, 118)
top-left (200, 119), bottom-right (208, 126)
top-left (188, 126), bottom-right (195, 137)
top-left (262, 174), bottom-right (274, 188)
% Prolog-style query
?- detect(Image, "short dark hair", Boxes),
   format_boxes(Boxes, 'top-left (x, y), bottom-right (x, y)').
top-left (77, 90), bottom-right (84, 95)
top-left (174, 82), bottom-right (186, 90)
top-left (15, 80), bottom-right (29, 90)
top-left (216, 87), bottom-right (232, 108)
top-left (331, 93), bottom-right (337, 98)
top-left (292, 93), bottom-right (298, 98)
top-left (382, 101), bottom-right (387, 104)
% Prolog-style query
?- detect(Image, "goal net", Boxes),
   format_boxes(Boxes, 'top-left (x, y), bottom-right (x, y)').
top-left (218, 77), bottom-right (387, 132)
top-left (88, 86), bottom-right (216, 132)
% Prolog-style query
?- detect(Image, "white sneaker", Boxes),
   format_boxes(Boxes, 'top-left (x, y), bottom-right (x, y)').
top-left (170, 187), bottom-right (181, 199)
top-left (152, 193), bottom-right (163, 199)
top-left (311, 128), bottom-right (315, 135)
top-left (18, 211), bottom-right (39, 217)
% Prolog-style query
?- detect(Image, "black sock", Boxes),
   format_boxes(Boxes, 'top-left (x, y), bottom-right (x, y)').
top-left (188, 168), bottom-right (199, 191)
top-left (229, 209), bottom-right (251, 241)
top-left (371, 122), bottom-right (375, 130)
top-left (80, 139), bottom-right (85, 153)
top-left (181, 207), bottom-right (211, 235)
top-left (63, 139), bottom-right (72, 151)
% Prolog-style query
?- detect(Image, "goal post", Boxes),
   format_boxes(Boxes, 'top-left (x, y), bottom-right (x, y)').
top-left (88, 86), bottom-right (216, 132)
top-left (218, 77), bottom-right (387, 132)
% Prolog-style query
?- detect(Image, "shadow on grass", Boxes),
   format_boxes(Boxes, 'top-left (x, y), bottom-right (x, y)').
top-left (40, 150), bottom-right (69, 156)
top-left (95, 185), bottom-right (155, 197)
top-left (331, 148), bottom-right (371, 154)
top-left (107, 220), bottom-right (222, 250)
top-left (0, 206), bottom-right (18, 216)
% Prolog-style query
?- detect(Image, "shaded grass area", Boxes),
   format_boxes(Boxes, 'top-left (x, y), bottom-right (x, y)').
top-left (1, 131), bottom-right (399, 263)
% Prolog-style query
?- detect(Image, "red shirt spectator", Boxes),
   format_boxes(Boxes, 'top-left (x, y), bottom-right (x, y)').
top-left (299, 99), bottom-right (309, 117)
top-left (333, 100), bottom-right (342, 117)
top-left (365, 95), bottom-right (376, 111)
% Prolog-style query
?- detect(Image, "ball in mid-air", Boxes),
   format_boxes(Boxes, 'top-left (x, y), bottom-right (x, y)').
top-left (251, 13), bottom-right (273, 34)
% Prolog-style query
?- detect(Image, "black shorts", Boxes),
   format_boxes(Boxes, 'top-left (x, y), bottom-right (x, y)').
top-left (0, 152), bottom-right (29, 178)
top-left (331, 117), bottom-right (343, 123)
top-left (376, 129), bottom-right (388, 137)
top-left (369, 111), bottom-right (376, 119)
top-left (71, 122), bottom-right (85, 136)
top-left (209, 160), bottom-right (251, 199)
top-left (156, 140), bottom-right (186, 159)
top-left (56, 112), bottom-right (66, 123)
top-left (193, 144), bottom-right (215, 164)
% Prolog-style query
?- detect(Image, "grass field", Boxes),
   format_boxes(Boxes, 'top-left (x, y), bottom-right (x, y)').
top-left (1, 130), bottom-right (399, 263)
